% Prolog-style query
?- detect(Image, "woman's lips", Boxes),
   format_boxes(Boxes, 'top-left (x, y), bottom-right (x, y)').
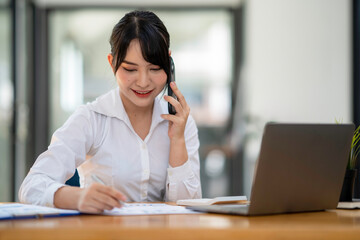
top-left (132, 89), bottom-right (154, 98)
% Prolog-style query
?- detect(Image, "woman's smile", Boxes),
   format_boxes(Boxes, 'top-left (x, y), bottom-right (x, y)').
top-left (131, 89), bottom-right (154, 98)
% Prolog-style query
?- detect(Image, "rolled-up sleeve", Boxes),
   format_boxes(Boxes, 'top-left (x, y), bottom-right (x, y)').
top-left (18, 107), bottom-right (95, 207)
top-left (165, 115), bottom-right (202, 201)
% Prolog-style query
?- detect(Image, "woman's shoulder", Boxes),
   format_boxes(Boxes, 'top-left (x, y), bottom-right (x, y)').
top-left (85, 88), bottom-right (119, 114)
top-left (63, 88), bottom-right (118, 125)
top-left (76, 88), bottom-right (128, 122)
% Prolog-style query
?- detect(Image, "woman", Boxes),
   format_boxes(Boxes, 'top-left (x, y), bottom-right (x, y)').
top-left (19, 10), bottom-right (201, 213)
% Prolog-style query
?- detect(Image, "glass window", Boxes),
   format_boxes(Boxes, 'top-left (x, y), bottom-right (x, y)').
top-left (156, 11), bottom-right (233, 126)
top-left (0, 0), bottom-right (13, 201)
top-left (49, 10), bottom-right (123, 133)
top-left (240, 1), bottom-right (352, 196)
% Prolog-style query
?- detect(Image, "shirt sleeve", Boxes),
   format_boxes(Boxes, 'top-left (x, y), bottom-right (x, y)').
top-left (165, 115), bottom-right (202, 201)
top-left (18, 106), bottom-right (96, 207)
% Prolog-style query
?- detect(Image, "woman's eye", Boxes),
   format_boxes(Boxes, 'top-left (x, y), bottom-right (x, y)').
top-left (123, 67), bottom-right (136, 72)
top-left (150, 68), bottom-right (161, 71)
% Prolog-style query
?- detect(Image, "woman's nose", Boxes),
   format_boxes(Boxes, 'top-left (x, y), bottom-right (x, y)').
top-left (136, 71), bottom-right (150, 88)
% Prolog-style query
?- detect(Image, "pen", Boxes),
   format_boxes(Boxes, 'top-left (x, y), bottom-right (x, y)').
top-left (91, 174), bottom-right (127, 207)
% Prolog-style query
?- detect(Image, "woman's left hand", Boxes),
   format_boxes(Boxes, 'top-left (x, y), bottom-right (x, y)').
top-left (161, 82), bottom-right (190, 141)
top-left (161, 82), bottom-right (190, 167)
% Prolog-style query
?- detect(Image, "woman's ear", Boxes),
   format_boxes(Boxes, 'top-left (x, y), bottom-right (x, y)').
top-left (107, 53), bottom-right (115, 74)
top-left (169, 50), bottom-right (172, 56)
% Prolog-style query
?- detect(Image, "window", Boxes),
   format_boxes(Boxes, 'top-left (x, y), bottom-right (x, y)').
top-left (0, 0), bottom-right (13, 201)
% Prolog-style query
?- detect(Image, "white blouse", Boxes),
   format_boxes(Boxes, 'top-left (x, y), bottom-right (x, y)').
top-left (19, 88), bottom-right (202, 207)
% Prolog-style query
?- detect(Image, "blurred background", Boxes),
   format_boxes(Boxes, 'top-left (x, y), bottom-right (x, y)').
top-left (0, 0), bottom-right (359, 201)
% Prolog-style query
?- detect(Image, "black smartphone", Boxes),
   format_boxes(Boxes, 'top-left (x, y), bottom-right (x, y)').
top-left (168, 57), bottom-right (177, 115)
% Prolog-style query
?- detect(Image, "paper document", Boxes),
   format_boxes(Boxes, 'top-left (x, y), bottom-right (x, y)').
top-left (103, 203), bottom-right (200, 215)
top-left (0, 203), bottom-right (80, 220)
top-left (337, 201), bottom-right (360, 209)
top-left (0, 203), bottom-right (199, 220)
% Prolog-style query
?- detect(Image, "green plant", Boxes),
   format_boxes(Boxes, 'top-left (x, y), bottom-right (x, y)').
top-left (335, 119), bottom-right (360, 170)
top-left (348, 125), bottom-right (360, 169)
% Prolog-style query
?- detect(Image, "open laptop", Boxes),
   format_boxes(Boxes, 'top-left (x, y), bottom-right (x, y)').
top-left (188, 123), bottom-right (354, 216)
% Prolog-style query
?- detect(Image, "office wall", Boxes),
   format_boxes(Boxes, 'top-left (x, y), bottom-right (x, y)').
top-left (237, 0), bottom-right (352, 196)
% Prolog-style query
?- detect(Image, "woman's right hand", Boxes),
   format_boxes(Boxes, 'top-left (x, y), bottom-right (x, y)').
top-left (54, 184), bottom-right (127, 214)
top-left (77, 183), bottom-right (127, 213)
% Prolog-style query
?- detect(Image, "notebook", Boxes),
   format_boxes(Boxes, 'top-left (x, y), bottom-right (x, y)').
top-left (188, 123), bottom-right (354, 216)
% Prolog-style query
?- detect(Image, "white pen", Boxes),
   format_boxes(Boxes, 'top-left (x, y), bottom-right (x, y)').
top-left (91, 174), bottom-right (127, 207)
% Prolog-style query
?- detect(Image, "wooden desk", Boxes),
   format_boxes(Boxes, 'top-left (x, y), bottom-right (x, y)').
top-left (1, 208), bottom-right (360, 240)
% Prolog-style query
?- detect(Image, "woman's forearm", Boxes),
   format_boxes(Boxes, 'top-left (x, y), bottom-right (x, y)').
top-left (169, 137), bottom-right (188, 167)
top-left (54, 186), bottom-right (82, 210)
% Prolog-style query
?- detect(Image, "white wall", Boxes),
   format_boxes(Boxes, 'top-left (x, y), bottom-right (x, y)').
top-left (238, 0), bottom-right (352, 196)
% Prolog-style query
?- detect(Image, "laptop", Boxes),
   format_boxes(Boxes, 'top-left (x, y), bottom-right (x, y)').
top-left (188, 123), bottom-right (354, 216)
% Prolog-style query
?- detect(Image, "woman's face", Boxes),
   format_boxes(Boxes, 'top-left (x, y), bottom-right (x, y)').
top-left (108, 39), bottom-right (167, 112)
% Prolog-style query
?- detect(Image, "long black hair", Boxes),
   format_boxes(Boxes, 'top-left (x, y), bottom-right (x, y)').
top-left (109, 10), bottom-right (170, 79)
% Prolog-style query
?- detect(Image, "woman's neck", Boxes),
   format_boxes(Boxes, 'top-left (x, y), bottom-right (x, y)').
top-left (121, 95), bottom-right (154, 117)
top-left (120, 93), bottom-right (154, 140)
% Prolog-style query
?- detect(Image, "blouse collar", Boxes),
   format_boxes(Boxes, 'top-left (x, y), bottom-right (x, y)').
top-left (87, 87), bottom-right (168, 130)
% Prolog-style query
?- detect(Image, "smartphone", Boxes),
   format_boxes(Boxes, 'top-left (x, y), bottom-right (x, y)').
top-left (168, 57), bottom-right (177, 115)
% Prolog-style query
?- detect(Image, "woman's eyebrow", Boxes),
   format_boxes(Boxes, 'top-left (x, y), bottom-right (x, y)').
top-left (122, 60), bottom-right (156, 67)
top-left (122, 60), bottom-right (138, 66)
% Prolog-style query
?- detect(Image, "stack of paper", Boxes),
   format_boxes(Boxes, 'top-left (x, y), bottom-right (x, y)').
top-left (337, 201), bottom-right (360, 209)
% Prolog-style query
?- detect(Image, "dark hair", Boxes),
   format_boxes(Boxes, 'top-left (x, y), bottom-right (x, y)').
top-left (109, 10), bottom-right (170, 79)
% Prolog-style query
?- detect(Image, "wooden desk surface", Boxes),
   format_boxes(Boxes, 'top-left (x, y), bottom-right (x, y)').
top-left (1, 208), bottom-right (360, 240)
